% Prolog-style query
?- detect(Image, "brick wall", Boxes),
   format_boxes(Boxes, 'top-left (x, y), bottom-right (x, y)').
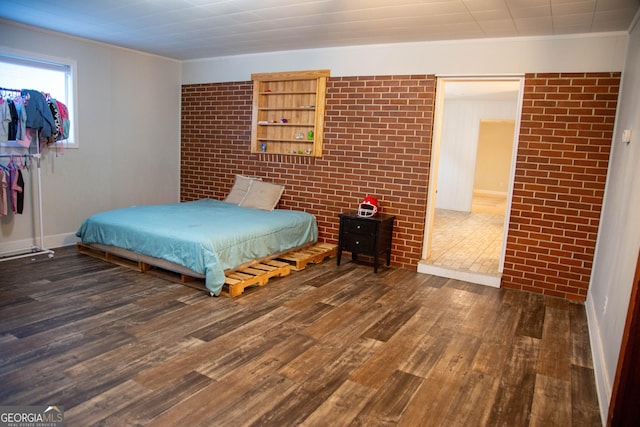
top-left (181, 82), bottom-right (254, 199)
top-left (501, 73), bottom-right (620, 300)
top-left (181, 72), bottom-right (619, 301)
top-left (181, 76), bottom-right (436, 269)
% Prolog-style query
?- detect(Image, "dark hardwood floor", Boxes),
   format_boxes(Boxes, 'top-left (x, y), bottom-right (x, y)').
top-left (0, 246), bottom-right (601, 426)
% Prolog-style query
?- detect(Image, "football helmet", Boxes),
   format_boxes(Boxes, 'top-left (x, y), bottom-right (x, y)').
top-left (357, 196), bottom-right (380, 217)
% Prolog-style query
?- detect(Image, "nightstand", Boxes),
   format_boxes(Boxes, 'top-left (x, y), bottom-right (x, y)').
top-left (337, 211), bottom-right (395, 273)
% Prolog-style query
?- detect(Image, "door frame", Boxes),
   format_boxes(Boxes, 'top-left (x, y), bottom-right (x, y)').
top-left (422, 75), bottom-right (525, 275)
top-left (607, 249), bottom-right (640, 425)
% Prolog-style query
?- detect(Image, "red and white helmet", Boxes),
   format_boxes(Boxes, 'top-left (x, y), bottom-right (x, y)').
top-left (357, 196), bottom-right (380, 217)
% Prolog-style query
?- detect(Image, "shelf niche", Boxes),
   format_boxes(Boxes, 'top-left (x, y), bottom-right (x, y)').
top-left (251, 69), bottom-right (329, 157)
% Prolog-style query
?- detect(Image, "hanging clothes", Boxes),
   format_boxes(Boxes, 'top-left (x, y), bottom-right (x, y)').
top-left (0, 86), bottom-right (56, 261)
top-left (6, 159), bottom-right (24, 215)
top-left (1, 87), bottom-right (69, 147)
top-left (12, 95), bottom-right (27, 144)
top-left (0, 98), bottom-right (11, 144)
top-left (48, 98), bottom-right (60, 140)
top-left (8, 98), bottom-right (19, 141)
top-left (22, 89), bottom-right (56, 140)
top-left (15, 167), bottom-right (24, 214)
top-left (7, 159), bottom-right (16, 213)
top-left (0, 166), bottom-right (7, 216)
top-left (55, 99), bottom-right (69, 140)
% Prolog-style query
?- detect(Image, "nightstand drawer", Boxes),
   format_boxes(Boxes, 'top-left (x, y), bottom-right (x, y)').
top-left (341, 217), bottom-right (377, 236)
top-left (343, 233), bottom-right (375, 252)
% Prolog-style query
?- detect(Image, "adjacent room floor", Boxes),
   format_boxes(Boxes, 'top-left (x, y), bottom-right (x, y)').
top-left (428, 208), bottom-right (505, 276)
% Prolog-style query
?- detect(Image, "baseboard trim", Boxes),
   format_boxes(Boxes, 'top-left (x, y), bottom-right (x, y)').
top-left (0, 232), bottom-right (78, 256)
top-left (585, 292), bottom-right (609, 426)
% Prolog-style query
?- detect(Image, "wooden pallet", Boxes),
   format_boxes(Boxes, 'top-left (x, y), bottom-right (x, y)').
top-left (225, 260), bottom-right (291, 297)
top-left (77, 242), bottom-right (333, 297)
top-left (77, 243), bottom-right (147, 272)
top-left (276, 242), bottom-right (337, 271)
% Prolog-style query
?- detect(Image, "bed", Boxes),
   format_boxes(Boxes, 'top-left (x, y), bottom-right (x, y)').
top-left (76, 177), bottom-right (318, 296)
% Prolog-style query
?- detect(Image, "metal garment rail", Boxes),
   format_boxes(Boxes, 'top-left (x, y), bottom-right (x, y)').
top-left (0, 146), bottom-right (55, 262)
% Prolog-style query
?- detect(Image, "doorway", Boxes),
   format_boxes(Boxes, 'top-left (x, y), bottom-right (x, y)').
top-left (418, 77), bottom-right (524, 286)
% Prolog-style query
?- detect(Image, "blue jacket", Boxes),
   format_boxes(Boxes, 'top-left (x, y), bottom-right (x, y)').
top-left (22, 89), bottom-right (56, 138)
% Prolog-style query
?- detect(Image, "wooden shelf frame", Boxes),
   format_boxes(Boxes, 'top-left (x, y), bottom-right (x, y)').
top-left (251, 69), bottom-right (329, 157)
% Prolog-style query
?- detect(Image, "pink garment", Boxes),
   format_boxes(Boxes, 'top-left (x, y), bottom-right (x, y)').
top-left (11, 165), bottom-right (22, 214)
top-left (0, 171), bottom-right (7, 216)
top-left (55, 100), bottom-right (68, 123)
top-left (16, 126), bottom-right (34, 149)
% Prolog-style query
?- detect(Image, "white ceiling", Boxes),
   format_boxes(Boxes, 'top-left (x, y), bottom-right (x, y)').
top-left (1, 0), bottom-right (639, 61)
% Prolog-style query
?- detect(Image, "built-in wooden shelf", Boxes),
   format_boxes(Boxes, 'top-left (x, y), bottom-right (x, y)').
top-left (251, 70), bottom-right (329, 157)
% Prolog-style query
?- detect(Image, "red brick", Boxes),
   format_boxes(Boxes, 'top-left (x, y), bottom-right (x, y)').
top-left (501, 72), bottom-right (619, 301)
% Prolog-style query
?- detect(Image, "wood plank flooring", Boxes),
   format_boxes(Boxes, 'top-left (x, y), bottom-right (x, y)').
top-left (0, 246), bottom-right (601, 426)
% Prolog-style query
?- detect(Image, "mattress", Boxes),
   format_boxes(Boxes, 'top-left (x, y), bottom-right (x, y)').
top-left (76, 199), bottom-right (318, 295)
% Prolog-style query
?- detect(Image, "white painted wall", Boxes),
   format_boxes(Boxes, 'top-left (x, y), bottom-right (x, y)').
top-left (436, 99), bottom-right (518, 211)
top-left (474, 120), bottom-right (516, 194)
top-left (0, 21), bottom-right (181, 253)
top-left (587, 14), bottom-right (640, 425)
top-left (183, 32), bottom-right (628, 84)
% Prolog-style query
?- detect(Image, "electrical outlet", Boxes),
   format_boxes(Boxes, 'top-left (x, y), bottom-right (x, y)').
top-left (603, 296), bottom-right (608, 314)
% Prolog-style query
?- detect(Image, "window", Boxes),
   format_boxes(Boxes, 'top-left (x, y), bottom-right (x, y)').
top-left (1, 50), bottom-right (77, 148)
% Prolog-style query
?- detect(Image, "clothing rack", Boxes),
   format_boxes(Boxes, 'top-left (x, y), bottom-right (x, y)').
top-left (0, 88), bottom-right (55, 261)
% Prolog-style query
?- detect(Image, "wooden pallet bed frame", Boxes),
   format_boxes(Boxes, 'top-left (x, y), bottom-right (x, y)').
top-left (77, 242), bottom-right (336, 297)
top-left (76, 242), bottom-right (293, 297)
top-left (276, 243), bottom-right (337, 271)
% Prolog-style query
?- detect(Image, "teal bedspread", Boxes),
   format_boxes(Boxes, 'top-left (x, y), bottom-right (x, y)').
top-left (76, 199), bottom-right (318, 295)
